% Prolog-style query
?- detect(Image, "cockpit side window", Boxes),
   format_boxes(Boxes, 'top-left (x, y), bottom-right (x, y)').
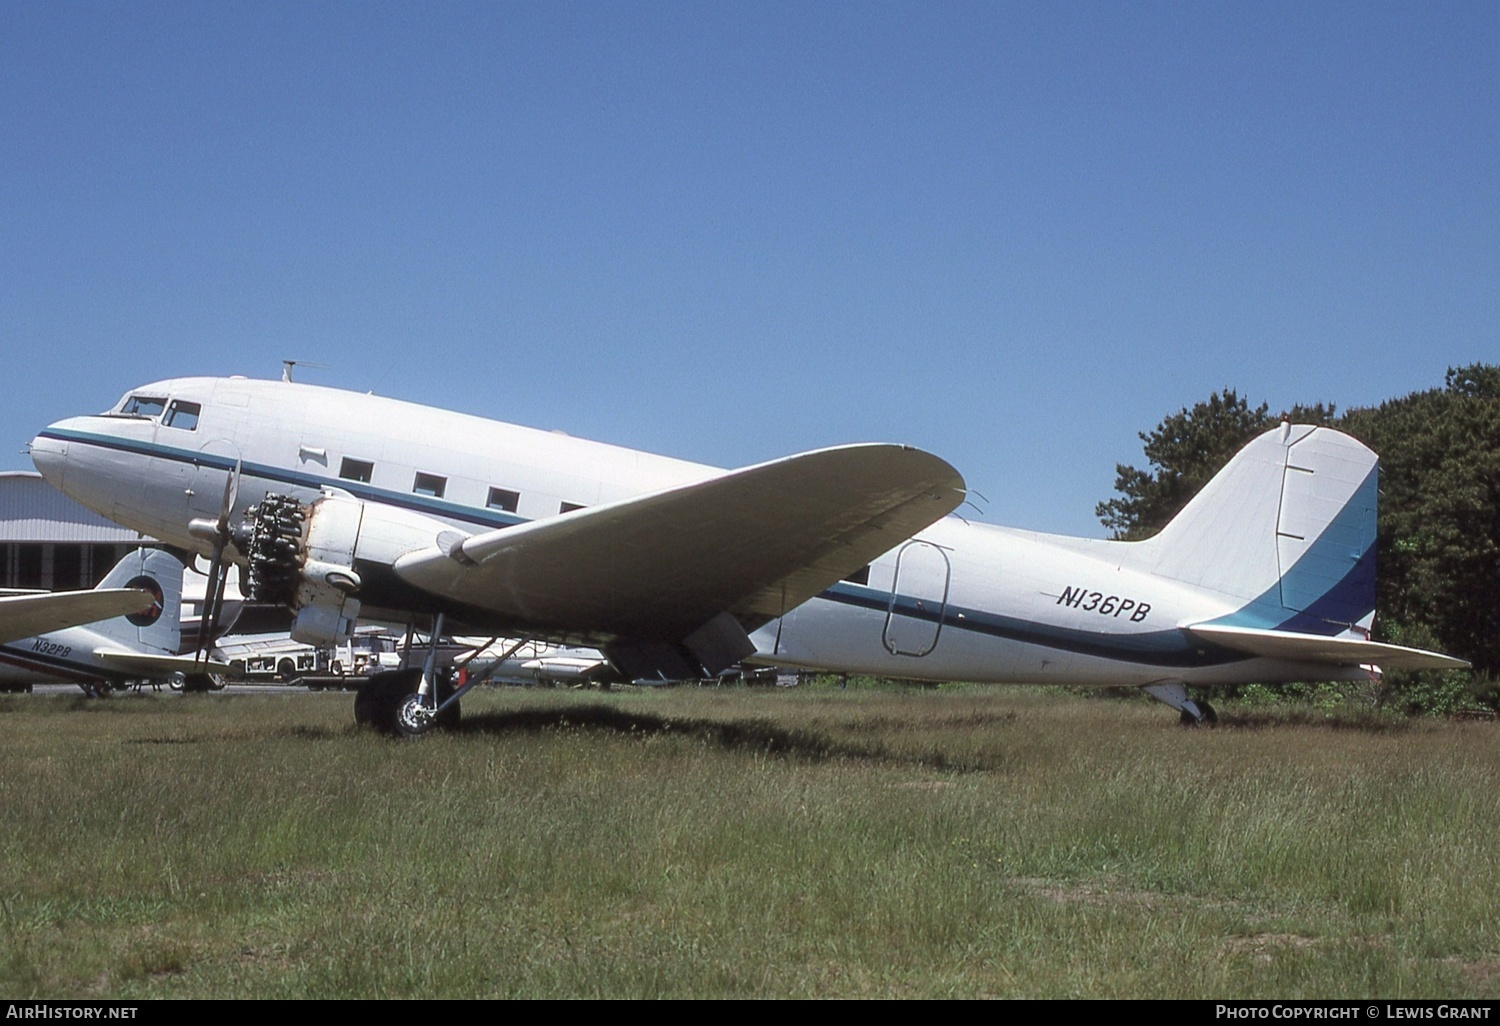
top-left (120, 395), bottom-right (167, 419)
top-left (162, 400), bottom-right (201, 431)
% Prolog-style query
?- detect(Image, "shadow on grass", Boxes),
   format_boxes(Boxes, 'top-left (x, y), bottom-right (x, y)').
top-left (124, 724), bottom-right (346, 744)
top-left (456, 704), bottom-right (992, 772)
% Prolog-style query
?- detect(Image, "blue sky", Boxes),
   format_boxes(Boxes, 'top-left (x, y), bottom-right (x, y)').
top-left (2, 2), bottom-right (1494, 536)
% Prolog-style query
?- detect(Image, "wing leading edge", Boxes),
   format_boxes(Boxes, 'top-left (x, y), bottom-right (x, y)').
top-left (392, 443), bottom-right (965, 672)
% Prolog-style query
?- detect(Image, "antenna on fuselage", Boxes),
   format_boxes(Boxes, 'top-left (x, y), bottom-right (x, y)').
top-left (281, 360), bottom-right (330, 383)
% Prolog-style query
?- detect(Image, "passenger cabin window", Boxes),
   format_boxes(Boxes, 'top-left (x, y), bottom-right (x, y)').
top-left (560, 502), bottom-right (586, 514)
top-left (487, 487), bottom-right (519, 513)
top-left (121, 396), bottom-right (167, 419)
top-left (339, 458), bottom-right (374, 484)
top-left (162, 400), bottom-right (200, 431)
top-left (413, 472), bottom-right (446, 498)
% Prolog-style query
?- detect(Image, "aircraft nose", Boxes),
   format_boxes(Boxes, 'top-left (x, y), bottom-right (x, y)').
top-left (30, 427), bottom-right (70, 489)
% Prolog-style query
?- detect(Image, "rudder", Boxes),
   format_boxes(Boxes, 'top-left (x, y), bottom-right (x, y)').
top-left (1139, 424), bottom-right (1377, 636)
top-left (90, 548), bottom-right (186, 654)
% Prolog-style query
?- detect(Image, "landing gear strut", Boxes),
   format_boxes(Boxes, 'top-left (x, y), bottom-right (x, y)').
top-left (352, 623), bottom-right (536, 737)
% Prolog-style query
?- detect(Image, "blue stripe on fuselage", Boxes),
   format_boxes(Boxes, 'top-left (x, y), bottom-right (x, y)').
top-left (0, 643), bottom-right (108, 682)
top-left (819, 582), bottom-right (1250, 668)
top-left (37, 428), bottom-right (525, 531)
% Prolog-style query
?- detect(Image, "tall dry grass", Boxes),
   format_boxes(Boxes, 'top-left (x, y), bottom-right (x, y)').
top-left (1, 685), bottom-right (1496, 997)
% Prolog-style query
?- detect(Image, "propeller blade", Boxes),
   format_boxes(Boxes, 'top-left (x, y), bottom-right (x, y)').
top-left (195, 542), bottom-right (225, 668)
top-left (217, 460), bottom-right (241, 532)
top-left (195, 462), bottom-right (242, 668)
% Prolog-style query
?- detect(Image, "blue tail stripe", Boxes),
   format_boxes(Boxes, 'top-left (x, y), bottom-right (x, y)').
top-left (1208, 465), bottom-right (1378, 636)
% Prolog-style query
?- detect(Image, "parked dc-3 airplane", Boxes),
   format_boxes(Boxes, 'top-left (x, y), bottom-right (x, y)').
top-left (30, 376), bottom-right (1466, 732)
top-left (0, 547), bottom-right (229, 694)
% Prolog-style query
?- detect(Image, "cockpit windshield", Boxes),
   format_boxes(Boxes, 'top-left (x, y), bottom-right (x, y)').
top-left (112, 395), bottom-right (168, 419)
top-left (162, 400), bottom-right (200, 430)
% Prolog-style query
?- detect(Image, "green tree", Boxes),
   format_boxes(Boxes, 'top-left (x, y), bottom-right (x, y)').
top-left (1339, 364), bottom-right (1500, 679)
top-left (1095, 391), bottom-right (1335, 540)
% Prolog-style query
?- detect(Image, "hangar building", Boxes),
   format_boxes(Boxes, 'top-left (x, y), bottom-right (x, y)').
top-left (0, 471), bottom-right (145, 591)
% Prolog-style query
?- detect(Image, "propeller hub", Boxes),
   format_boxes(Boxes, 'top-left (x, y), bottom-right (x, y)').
top-left (187, 517), bottom-right (223, 543)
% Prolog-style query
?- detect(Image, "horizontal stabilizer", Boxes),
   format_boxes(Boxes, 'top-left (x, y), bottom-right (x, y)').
top-left (93, 650), bottom-right (233, 676)
top-left (1185, 623), bottom-right (1470, 671)
top-left (0, 590), bottom-right (155, 646)
top-left (393, 443), bottom-right (964, 644)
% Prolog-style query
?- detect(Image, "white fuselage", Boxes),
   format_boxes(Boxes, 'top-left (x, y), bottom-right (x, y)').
top-left (0, 626), bottom-right (142, 688)
top-left (31, 376), bottom-right (1360, 688)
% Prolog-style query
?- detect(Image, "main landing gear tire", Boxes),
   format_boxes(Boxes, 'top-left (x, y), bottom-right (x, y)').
top-left (354, 671), bottom-right (407, 733)
top-left (354, 669), bottom-right (461, 737)
top-left (1179, 701), bottom-right (1219, 727)
top-left (179, 673), bottom-right (226, 693)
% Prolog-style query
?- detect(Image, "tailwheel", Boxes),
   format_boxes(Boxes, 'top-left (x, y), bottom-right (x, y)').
top-left (1144, 682), bottom-right (1220, 727)
top-left (1178, 700), bottom-right (1218, 727)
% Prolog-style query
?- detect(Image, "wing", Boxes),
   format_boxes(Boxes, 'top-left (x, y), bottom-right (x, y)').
top-left (393, 444), bottom-right (964, 668)
top-left (0, 589), bottom-right (155, 645)
top-left (1185, 623), bottom-right (1470, 671)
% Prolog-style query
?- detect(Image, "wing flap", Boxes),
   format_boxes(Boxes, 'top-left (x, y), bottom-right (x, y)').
top-left (1186, 623), bottom-right (1470, 670)
top-left (393, 443), bottom-right (964, 644)
top-left (0, 590), bottom-right (155, 646)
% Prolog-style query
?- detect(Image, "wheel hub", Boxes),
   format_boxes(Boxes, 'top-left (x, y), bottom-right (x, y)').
top-left (395, 692), bottom-right (437, 735)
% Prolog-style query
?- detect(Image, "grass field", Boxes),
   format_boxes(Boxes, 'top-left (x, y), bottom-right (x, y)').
top-left (2, 683), bottom-right (1497, 998)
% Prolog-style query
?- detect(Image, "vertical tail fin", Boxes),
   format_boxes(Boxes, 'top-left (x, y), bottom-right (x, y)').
top-left (1139, 424), bottom-right (1378, 636)
top-left (89, 548), bottom-right (186, 655)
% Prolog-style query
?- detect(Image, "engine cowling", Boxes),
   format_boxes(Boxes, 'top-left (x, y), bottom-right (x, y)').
top-left (237, 490), bottom-right (474, 647)
top-left (239, 493), bottom-right (364, 647)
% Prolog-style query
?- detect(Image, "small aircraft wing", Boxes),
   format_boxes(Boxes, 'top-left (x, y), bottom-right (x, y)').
top-left (393, 443), bottom-right (964, 653)
top-left (0, 589), bottom-right (156, 646)
top-left (93, 650), bottom-right (234, 677)
top-left (521, 655), bottom-right (608, 680)
top-left (1185, 623), bottom-right (1471, 671)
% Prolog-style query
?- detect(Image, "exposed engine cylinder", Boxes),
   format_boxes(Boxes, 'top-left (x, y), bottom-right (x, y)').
top-left (239, 493), bottom-right (363, 647)
top-left (241, 495), bottom-right (307, 608)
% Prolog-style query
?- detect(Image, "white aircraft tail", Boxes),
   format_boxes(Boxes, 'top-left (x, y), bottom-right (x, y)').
top-left (89, 548), bottom-right (186, 655)
top-left (1138, 424), bottom-right (1378, 636)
